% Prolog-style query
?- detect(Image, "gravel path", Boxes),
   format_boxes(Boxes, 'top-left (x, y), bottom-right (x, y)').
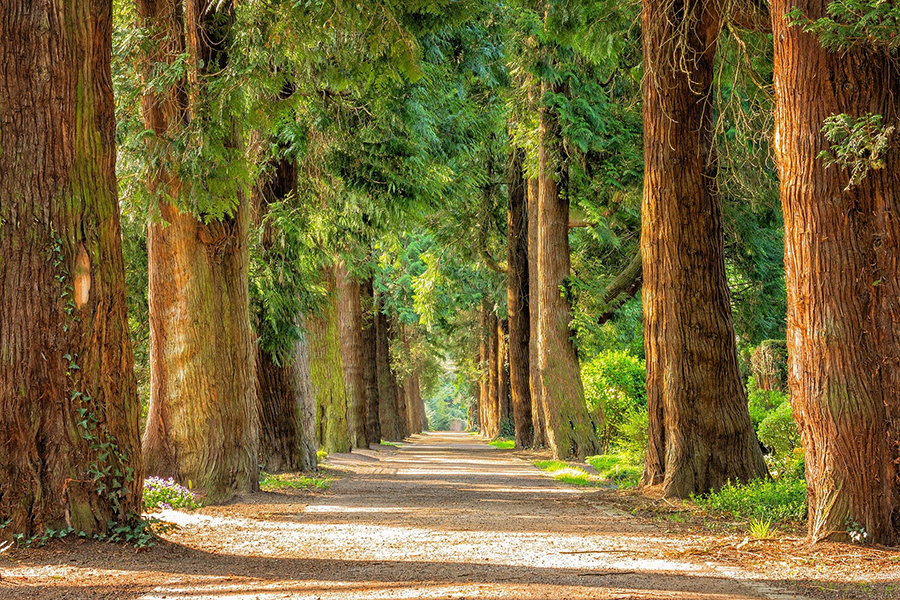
top-left (1, 431), bottom-right (787, 599)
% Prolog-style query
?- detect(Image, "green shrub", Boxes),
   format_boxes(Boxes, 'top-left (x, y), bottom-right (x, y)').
top-left (692, 476), bottom-right (808, 522)
top-left (586, 453), bottom-right (642, 488)
top-left (143, 477), bottom-right (200, 511)
top-left (582, 350), bottom-right (646, 451)
top-left (747, 377), bottom-right (788, 429)
top-left (617, 406), bottom-right (649, 461)
top-left (758, 400), bottom-right (802, 476)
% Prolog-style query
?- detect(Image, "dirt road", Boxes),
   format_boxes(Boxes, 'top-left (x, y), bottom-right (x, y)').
top-left (1, 432), bottom-right (804, 599)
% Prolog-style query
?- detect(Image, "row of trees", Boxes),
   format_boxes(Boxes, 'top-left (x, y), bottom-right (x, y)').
top-left (0, 0), bottom-right (897, 548)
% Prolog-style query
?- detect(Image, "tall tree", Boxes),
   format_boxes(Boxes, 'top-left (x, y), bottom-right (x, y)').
top-left (139, 0), bottom-right (259, 502)
top-left (771, 0), bottom-right (900, 544)
top-left (336, 261), bottom-right (369, 449)
top-left (640, 0), bottom-right (767, 496)
top-left (360, 278), bottom-right (382, 444)
top-left (0, 0), bottom-right (142, 536)
top-left (310, 268), bottom-right (350, 453)
top-left (507, 148), bottom-right (533, 448)
top-left (536, 80), bottom-right (601, 459)
top-left (527, 177), bottom-right (547, 448)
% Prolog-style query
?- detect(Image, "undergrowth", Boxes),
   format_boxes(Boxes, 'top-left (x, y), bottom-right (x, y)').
top-left (533, 460), bottom-right (600, 486)
top-left (260, 472), bottom-right (330, 491)
top-left (692, 476), bottom-right (808, 523)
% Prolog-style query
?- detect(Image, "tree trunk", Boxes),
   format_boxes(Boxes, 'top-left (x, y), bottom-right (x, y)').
top-left (527, 177), bottom-right (547, 448)
top-left (252, 148), bottom-right (317, 473)
top-left (771, 0), bottom-right (900, 545)
top-left (497, 318), bottom-right (511, 435)
top-left (536, 82), bottom-right (601, 460)
top-left (486, 312), bottom-right (500, 438)
top-left (255, 332), bottom-right (316, 472)
top-left (375, 298), bottom-right (402, 440)
top-left (640, 0), bottom-right (767, 497)
top-left (508, 148), bottom-right (533, 448)
top-left (309, 269), bottom-right (350, 454)
top-left (0, 0), bottom-right (143, 537)
top-left (336, 261), bottom-right (368, 449)
top-left (138, 0), bottom-right (258, 503)
top-left (360, 278), bottom-right (381, 444)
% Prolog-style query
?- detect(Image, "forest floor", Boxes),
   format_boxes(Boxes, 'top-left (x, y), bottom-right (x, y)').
top-left (1, 431), bottom-right (897, 600)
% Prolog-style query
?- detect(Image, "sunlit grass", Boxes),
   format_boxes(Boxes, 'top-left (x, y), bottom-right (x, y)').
top-left (488, 439), bottom-right (514, 449)
top-left (533, 460), bottom-right (599, 486)
top-left (260, 472), bottom-right (330, 491)
top-left (586, 453), bottom-right (642, 487)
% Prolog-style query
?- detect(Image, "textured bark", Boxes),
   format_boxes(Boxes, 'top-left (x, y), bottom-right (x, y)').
top-left (0, 0), bottom-right (143, 537)
top-left (139, 0), bottom-right (258, 503)
top-left (252, 150), bottom-right (317, 473)
top-left (507, 149), bottom-right (533, 448)
top-left (336, 262), bottom-right (368, 449)
top-left (360, 278), bottom-right (381, 444)
top-left (536, 83), bottom-right (601, 460)
top-left (255, 337), bottom-right (316, 472)
top-left (771, 0), bottom-right (900, 544)
top-left (485, 312), bottom-right (500, 439)
top-left (375, 299), bottom-right (402, 440)
top-left (640, 0), bottom-right (767, 497)
top-left (497, 318), bottom-right (511, 434)
top-left (527, 177), bottom-right (547, 448)
top-left (309, 270), bottom-right (350, 454)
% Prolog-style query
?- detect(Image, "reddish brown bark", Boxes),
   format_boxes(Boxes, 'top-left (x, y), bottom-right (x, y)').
top-left (375, 299), bottom-right (402, 440)
top-left (536, 82), bottom-right (601, 460)
top-left (772, 0), bottom-right (900, 544)
top-left (360, 278), bottom-right (381, 444)
top-left (507, 148), bottom-right (533, 448)
top-left (0, 0), bottom-right (142, 537)
top-left (336, 262), bottom-right (368, 449)
top-left (527, 177), bottom-right (547, 448)
top-left (139, 0), bottom-right (258, 503)
top-left (640, 0), bottom-right (767, 497)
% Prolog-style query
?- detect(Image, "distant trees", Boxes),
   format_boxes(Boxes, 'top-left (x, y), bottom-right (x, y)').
top-left (0, 0), bottom-right (142, 536)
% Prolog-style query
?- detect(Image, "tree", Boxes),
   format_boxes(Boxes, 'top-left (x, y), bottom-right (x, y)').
top-left (535, 79), bottom-right (601, 460)
top-left (639, 0), bottom-right (767, 496)
top-left (771, 0), bottom-right (900, 544)
top-left (0, 0), bottom-right (143, 537)
top-left (507, 147), bottom-right (533, 447)
top-left (310, 268), bottom-right (350, 454)
top-left (336, 261), bottom-right (369, 449)
top-left (138, 0), bottom-right (259, 502)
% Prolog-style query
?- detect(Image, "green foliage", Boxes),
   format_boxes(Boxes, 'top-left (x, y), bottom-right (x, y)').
top-left (819, 113), bottom-right (895, 190)
top-left (532, 461), bottom-right (600, 487)
top-left (143, 477), bottom-right (201, 511)
top-left (748, 517), bottom-right (777, 540)
top-left (692, 477), bottom-right (808, 523)
top-left (790, 0), bottom-right (900, 51)
top-left (758, 401), bottom-right (803, 475)
top-left (586, 453), bottom-right (641, 487)
top-left (260, 473), bottom-right (330, 491)
top-left (581, 350), bottom-right (645, 451)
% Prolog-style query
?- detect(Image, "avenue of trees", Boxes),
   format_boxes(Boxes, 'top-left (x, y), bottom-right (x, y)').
top-left (1, 0), bottom-right (898, 547)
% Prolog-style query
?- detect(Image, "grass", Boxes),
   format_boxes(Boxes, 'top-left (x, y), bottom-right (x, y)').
top-left (691, 476), bottom-right (807, 523)
top-left (586, 453), bottom-right (642, 487)
top-left (488, 438), bottom-right (514, 449)
top-left (260, 472), bottom-right (330, 491)
top-left (533, 460), bottom-right (600, 486)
